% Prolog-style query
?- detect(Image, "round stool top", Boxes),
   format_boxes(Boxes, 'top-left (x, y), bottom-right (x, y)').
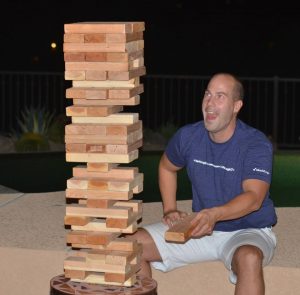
top-left (50, 274), bottom-right (157, 295)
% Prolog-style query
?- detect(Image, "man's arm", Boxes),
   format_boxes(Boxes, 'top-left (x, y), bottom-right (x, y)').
top-left (159, 153), bottom-right (187, 226)
top-left (190, 178), bottom-right (269, 237)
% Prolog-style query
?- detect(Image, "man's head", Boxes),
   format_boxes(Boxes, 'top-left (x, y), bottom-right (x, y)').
top-left (202, 73), bottom-right (244, 143)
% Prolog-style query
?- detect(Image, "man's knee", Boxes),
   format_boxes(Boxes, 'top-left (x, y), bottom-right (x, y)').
top-left (232, 245), bottom-right (264, 273)
top-left (126, 228), bottom-right (162, 261)
top-left (127, 228), bottom-right (153, 244)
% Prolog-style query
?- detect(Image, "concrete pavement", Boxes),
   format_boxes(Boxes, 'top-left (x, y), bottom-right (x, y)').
top-left (0, 187), bottom-right (299, 294)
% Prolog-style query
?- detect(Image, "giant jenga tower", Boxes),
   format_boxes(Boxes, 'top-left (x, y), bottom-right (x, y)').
top-left (62, 22), bottom-right (146, 287)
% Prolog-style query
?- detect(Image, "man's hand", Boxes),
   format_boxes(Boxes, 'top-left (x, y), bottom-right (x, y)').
top-left (162, 210), bottom-right (188, 228)
top-left (190, 208), bottom-right (219, 237)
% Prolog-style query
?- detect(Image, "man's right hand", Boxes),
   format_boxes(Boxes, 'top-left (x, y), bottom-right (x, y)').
top-left (162, 210), bottom-right (188, 228)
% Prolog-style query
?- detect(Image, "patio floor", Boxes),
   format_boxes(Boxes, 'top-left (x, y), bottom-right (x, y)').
top-left (0, 187), bottom-right (299, 294)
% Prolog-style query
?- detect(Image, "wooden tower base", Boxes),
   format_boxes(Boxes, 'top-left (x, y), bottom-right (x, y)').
top-left (50, 274), bottom-right (157, 295)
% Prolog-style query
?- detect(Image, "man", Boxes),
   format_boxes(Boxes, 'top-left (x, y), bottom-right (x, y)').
top-left (131, 73), bottom-right (277, 295)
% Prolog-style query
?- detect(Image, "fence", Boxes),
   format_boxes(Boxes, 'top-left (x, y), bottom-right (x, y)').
top-left (0, 71), bottom-right (299, 149)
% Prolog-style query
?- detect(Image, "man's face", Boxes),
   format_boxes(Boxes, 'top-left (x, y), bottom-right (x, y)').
top-left (202, 74), bottom-right (243, 141)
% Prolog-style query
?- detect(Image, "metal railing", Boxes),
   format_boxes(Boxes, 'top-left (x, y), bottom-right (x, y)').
top-left (0, 71), bottom-right (299, 149)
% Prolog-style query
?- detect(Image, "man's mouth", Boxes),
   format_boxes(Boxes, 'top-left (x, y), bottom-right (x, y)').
top-left (206, 111), bottom-right (217, 121)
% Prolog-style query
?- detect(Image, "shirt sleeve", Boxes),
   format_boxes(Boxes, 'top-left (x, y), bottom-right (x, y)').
top-left (242, 137), bottom-right (273, 184)
top-left (165, 127), bottom-right (186, 168)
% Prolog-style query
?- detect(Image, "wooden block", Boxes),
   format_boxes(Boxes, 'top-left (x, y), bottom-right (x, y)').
top-left (64, 52), bottom-right (85, 62)
top-left (66, 140), bottom-right (143, 154)
top-left (108, 173), bottom-right (144, 192)
top-left (108, 66), bottom-right (146, 81)
top-left (108, 84), bottom-right (143, 99)
top-left (106, 139), bottom-right (143, 154)
top-left (66, 120), bottom-right (141, 136)
top-left (86, 199), bottom-right (116, 208)
top-left (65, 124), bottom-right (106, 135)
top-left (105, 49), bottom-right (143, 62)
top-left (66, 188), bottom-right (133, 201)
top-left (65, 132), bottom-right (142, 145)
top-left (63, 40), bottom-right (144, 53)
top-left (87, 162), bottom-right (118, 172)
top-left (64, 255), bottom-right (128, 273)
top-left (72, 96), bottom-right (140, 106)
top-left (66, 87), bottom-right (108, 100)
top-left (106, 31), bottom-right (143, 43)
top-left (73, 166), bottom-right (138, 179)
top-left (105, 268), bottom-right (138, 284)
top-left (67, 178), bottom-right (108, 190)
top-left (66, 105), bottom-right (123, 117)
top-left (164, 213), bottom-right (198, 243)
top-left (67, 231), bottom-right (121, 247)
top-left (72, 219), bottom-right (137, 234)
top-left (67, 231), bottom-right (87, 244)
top-left (84, 33), bottom-right (106, 43)
top-left (64, 215), bottom-right (92, 226)
top-left (66, 149), bottom-right (139, 163)
top-left (65, 61), bottom-right (131, 71)
top-left (64, 22), bottom-right (145, 34)
top-left (66, 143), bottom-right (106, 153)
top-left (133, 182), bottom-right (143, 194)
top-left (105, 246), bottom-right (142, 266)
top-left (85, 52), bottom-right (107, 62)
top-left (71, 113), bottom-right (138, 124)
top-left (106, 211), bottom-right (142, 229)
top-left (71, 272), bottom-right (136, 287)
top-left (65, 71), bottom-right (85, 80)
top-left (114, 200), bottom-right (142, 214)
top-left (105, 217), bottom-right (136, 229)
top-left (108, 120), bottom-right (142, 135)
top-left (73, 246), bottom-right (142, 266)
top-left (66, 204), bottom-right (133, 218)
top-left (85, 70), bottom-right (107, 80)
top-left (89, 179), bottom-right (110, 190)
top-left (64, 269), bottom-right (87, 280)
top-left (67, 173), bottom-right (144, 192)
top-left (67, 86), bottom-right (141, 100)
top-left (72, 78), bottom-right (139, 88)
top-left (64, 33), bottom-right (84, 43)
top-left (86, 232), bottom-right (120, 245)
top-left (72, 237), bottom-right (139, 251)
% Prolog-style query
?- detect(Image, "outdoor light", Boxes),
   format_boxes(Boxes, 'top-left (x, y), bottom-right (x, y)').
top-left (51, 42), bottom-right (57, 49)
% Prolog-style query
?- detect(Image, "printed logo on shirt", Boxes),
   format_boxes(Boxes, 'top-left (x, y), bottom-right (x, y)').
top-left (193, 159), bottom-right (235, 172)
top-left (252, 168), bottom-right (270, 175)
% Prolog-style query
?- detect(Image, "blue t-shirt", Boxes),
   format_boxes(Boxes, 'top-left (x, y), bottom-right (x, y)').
top-left (165, 119), bottom-right (277, 231)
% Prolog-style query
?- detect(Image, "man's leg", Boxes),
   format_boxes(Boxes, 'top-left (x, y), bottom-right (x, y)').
top-left (231, 245), bottom-right (264, 295)
top-left (127, 228), bottom-right (162, 277)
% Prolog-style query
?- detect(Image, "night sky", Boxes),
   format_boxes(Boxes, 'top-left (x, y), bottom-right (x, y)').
top-left (1, 0), bottom-right (300, 77)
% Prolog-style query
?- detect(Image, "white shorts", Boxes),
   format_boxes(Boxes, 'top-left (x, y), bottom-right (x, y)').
top-left (143, 222), bottom-right (277, 284)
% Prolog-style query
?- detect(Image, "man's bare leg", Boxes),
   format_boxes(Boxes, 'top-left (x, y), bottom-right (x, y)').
top-left (232, 245), bottom-right (265, 295)
top-left (127, 228), bottom-right (162, 277)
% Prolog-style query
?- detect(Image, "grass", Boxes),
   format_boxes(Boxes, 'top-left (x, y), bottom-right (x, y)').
top-left (0, 150), bottom-right (299, 207)
top-left (129, 151), bottom-right (300, 207)
top-left (269, 151), bottom-right (300, 206)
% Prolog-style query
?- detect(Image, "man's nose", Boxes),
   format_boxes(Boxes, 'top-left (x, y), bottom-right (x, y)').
top-left (206, 95), bottom-right (216, 106)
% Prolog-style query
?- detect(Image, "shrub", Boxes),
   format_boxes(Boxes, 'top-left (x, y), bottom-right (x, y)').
top-left (13, 106), bottom-right (55, 152)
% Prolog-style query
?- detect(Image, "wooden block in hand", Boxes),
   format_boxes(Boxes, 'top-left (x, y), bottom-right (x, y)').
top-left (164, 213), bottom-right (197, 243)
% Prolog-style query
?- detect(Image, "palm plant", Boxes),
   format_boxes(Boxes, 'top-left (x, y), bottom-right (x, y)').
top-left (13, 106), bottom-right (56, 152)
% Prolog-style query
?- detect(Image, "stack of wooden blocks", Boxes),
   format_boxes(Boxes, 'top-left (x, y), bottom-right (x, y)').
top-left (63, 21), bottom-right (146, 287)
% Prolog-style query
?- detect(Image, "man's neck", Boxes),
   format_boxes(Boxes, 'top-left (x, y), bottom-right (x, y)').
top-left (209, 120), bottom-right (237, 143)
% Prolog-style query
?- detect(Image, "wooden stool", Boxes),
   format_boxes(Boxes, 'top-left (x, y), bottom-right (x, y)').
top-left (50, 274), bottom-right (158, 295)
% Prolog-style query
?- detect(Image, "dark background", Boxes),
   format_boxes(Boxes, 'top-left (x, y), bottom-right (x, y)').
top-left (0, 0), bottom-right (300, 77)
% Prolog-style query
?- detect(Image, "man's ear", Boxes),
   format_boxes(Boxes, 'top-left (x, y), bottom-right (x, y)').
top-left (234, 100), bottom-right (243, 114)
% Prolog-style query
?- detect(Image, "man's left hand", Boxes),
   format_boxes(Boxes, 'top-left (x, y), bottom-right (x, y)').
top-left (190, 208), bottom-right (219, 238)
